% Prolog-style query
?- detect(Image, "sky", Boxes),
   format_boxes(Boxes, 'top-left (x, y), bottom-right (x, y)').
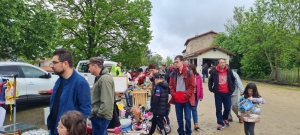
top-left (148, 0), bottom-right (256, 59)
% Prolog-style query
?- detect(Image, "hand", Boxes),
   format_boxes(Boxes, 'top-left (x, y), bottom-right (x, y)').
top-left (247, 97), bottom-right (252, 101)
top-left (199, 98), bottom-right (203, 101)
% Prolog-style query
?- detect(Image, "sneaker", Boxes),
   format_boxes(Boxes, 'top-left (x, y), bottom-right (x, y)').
top-left (217, 124), bottom-right (224, 130)
top-left (223, 120), bottom-right (230, 127)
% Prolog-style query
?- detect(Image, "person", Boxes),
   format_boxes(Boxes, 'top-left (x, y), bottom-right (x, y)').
top-left (169, 55), bottom-right (195, 135)
top-left (184, 59), bottom-right (189, 66)
top-left (88, 57), bottom-right (115, 135)
top-left (238, 83), bottom-right (265, 135)
top-left (47, 48), bottom-right (91, 135)
top-left (226, 64), bottom-right (244, 122)
top-left (202, 64), bottom-right (208, 83)
top-left (188, 64), bottom-right (203, 130)
top-left (208, 58), bottom-right (236, 130)
top-left (57, 111), bottom-right (86, 135)
top-left (115, 62), bottom-right (123, 76)
top-left (148, 74), bottom-right (169, 135)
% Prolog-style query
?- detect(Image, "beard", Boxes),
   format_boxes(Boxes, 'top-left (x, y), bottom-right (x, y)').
top-left (53, 69), bottom-right (65, 76)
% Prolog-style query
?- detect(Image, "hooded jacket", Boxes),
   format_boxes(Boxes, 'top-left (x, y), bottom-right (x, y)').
top-left (89, 68), bottom-right (115, 120)
top-left (150, 81), bottom-right (169, 116)
top-left (208, 66), bottom-right (236, 95)
top-left (195, 73), bottom-right (203, 100)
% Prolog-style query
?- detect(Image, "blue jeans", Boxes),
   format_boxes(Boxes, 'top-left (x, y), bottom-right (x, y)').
top-left (202, 74), bottom-right (206, 82)
top-left (191, 95), bottom-right (199, 124)
top-left (91, 116), bottom-right (111, 135)
top-left (175, 102), bottom-right (192, 135)
top-left (214, 93), bottom-right (231, 126)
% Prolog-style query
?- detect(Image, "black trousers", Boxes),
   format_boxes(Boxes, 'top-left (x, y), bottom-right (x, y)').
top-left (149, 114), bottom-right (166, 135)
top-left (244, 122), bottom-right (255, 135)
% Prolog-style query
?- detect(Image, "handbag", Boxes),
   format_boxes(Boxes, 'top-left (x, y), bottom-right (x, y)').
top-left (241, 99), bottom-right (253, 111)
top-left (251, 103), bottom-right (261, 115)
top-left (240, 110), bottom-right (260, 123)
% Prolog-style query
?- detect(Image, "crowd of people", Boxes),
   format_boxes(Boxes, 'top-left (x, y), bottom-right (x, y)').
top-left (46, 48), bottom-right (265, 135)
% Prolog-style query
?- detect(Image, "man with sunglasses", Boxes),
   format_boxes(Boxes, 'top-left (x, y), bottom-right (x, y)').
top-left (47, 48), bottom-right (91, 135)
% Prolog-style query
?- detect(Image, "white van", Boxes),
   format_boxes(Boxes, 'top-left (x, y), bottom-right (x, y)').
top-left (75, 60), bottom-right (117, 86)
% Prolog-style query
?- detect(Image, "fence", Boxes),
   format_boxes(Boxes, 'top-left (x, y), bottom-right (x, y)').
top-left (276, 68), bottom-right (300, 85)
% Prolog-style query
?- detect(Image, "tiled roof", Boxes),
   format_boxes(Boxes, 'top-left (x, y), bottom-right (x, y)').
top-left (194, 46), bottom-right (235, 56)
top-left (184, 30), bottom-right (218, 46)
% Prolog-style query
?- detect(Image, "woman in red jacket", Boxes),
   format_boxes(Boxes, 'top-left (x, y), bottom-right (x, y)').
top-left (188, 64), bottom-right (203, 130)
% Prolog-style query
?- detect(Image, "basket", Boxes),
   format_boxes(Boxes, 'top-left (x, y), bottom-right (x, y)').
top-left (132, 91), bottom-right (148, 107)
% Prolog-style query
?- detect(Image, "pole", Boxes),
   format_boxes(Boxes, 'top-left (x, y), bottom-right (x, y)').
top-left (13, 75), bottom-right (17, 131)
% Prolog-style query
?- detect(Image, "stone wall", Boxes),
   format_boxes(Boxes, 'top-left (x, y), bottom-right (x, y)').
top-left (185, 33), bottom-right (216, 56)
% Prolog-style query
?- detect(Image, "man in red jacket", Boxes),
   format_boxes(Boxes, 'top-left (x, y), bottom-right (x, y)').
top-left (169, 55), bottom-right (195, 135)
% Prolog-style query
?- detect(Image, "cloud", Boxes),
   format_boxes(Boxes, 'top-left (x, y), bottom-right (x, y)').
top-left (149, 0), bottom-right (255, 59)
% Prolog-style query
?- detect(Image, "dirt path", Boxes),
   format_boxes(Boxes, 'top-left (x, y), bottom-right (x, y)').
top-left (161, 80), bottom-right (300, 135)
top-left (3, 80), bottom-right (300, 135)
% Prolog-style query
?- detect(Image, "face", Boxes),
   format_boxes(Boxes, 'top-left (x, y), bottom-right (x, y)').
top-left (57, 120), bottom-right (68, 135)
top-left (51, 55), bottom-right (65, 76)
top-left (118, 62), bottom-right (122, 67)
top-left (154, 78), bottom-right (163, 84)
top-left (184, 61), bottom-right (188, 65)
top-left (174, 58), bottom-right (183, 68)
top-left (218, 59), bottom-right (226, 69)
top-left (88, 64), bottom-right (98, 76)
top-left (248, 89), bottom-right (253, 96)
top-left (149, 68), bottom-right (158, 74)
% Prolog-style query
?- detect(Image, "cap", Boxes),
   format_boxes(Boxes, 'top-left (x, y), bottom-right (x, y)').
top-left (153, 73), bottom-right (165, 79)
top-left (87, 57), bottom-right (104, 66)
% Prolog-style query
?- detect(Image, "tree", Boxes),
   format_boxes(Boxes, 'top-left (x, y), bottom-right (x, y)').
top-left (47, 0), bottom-right (152, 66)
top-left (165, 56), bottom-right (173, 66)
top-left (149, 54), bottom-right (163, 67)
top-left (0, 0), bottom-right (58, 60)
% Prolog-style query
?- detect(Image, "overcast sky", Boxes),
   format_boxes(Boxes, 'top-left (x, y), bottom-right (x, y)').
top-left (148, 0), bottom-right (255, 59)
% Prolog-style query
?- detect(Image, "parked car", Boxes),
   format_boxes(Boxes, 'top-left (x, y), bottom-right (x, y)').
top-left (129, 66), bottom-right (148, 78)
top-left (0, 62), bottom-right (58, 105)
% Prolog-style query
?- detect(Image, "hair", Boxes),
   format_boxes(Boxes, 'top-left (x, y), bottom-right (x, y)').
top-left (148, 63), bottom-right (158, 69)
top-left (243, 83), bottom-right (261, 98)
top-left (188, 64), bottom-right (198, 76)
top-left (60, 111), bottom-right (87, 135)
top-left (218, 58), bottom-right (226, 64)
top-left (53, 48), bottom-right (74, 68)
top-left (89, 57), bottom-right (104, 68)
top-left (174, 55), bottom-right (184, 61)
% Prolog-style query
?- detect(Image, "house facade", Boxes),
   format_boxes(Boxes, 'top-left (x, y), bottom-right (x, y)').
top-left (182, 30), bottom-right (235, 72)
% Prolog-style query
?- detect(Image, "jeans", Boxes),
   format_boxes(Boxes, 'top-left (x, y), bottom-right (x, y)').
top-left (244, 122), bottom-right (255, 135)
top-left (229, 95), bottom-right (239, 120)
top-left (175, 102), bottom-right (192, 135)
top-left (214, 93), bottom-right (231, 126)
top-left (149, 114), bottom-right (166, 135)
top-left (191, 94), bottom-right (199, 124)
top-left (91, 116), bottom-right (111, 135)
top-left (202, 74), bottom-right (206, 82)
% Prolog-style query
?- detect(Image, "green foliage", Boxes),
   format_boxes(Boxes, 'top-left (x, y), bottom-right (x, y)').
top-left (48, 0), bottom-right (152, 68)
top-left (0, 0), bottom-right (58, 60)
top-left (215, 0), bottom-right (300, 79)
top-left (149, 54), bottom-right (163, 67)
top-left (166, 56), bottom-right (173, 66)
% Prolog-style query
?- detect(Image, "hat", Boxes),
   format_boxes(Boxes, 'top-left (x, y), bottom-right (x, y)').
top-left (161, 63), bottom-right (166, 66)
top-left (153, 73), bottom-right (165, 79)
top-left (87, 57), bottom-right (104, 66)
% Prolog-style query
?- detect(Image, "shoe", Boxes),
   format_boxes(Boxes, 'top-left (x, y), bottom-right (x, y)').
top-left (223, 120), bottom-right (230, 127)
top-left (228, 119), bottom-right (233, 122)
top-left (217, 124), bottom-right (224, 130)
top-left (194, 123), bottom-right (200, 130)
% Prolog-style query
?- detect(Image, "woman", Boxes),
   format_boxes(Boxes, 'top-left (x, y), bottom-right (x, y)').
top-left (188, 64), bottom-right (203, 130)
top-left (57, 111), bottom-right (86, 135)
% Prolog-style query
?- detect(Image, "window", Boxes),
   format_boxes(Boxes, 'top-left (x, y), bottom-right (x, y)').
top-left (0, 66), bottom-right (20, 76)
top-left (20, 66), bottom-right (46, 78)
top-left (78, 63), bottom-right (90, 73)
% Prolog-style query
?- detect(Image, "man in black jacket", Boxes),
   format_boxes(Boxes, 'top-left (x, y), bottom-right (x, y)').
top-left (148, 73), bottom-right (169, 135)
top-left (208, 58), bottom-right (236, 130)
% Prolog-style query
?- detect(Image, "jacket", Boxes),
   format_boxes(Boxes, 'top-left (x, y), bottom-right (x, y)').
top-left (195, 73), bottom-right (203, 100)
top-left (89, 68), bottom-right (115, 120)
top-left (169, 64), bottom-right (196, 106)
top-left (208, 66), bottom-right (236, 95)
top-left (47, 71), bottom-right (91, 135)
top-left (150, 81), bottom-right (169, 116)
top-left (232, 71), bottom-right (244, 96)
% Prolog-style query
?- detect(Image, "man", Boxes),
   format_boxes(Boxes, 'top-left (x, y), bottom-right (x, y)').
top-left (159, 63), bottom-right (171, 84)
top-left (226, 64), bottom-right (244, 122)
top-left (88, 57), bottom-right (115, 135)
top-left (47, 48), bottom-right (91, 135)
top-left (202, 63), bottom-right (208, 83)
top-left (169, 55), bottom-right (195, 135)
top-left (184, 59), bottom-right (189, 66)
top-left (208, 58), bottom-right (236, 130)
top-left (115, 62), bottom-right (123, 76)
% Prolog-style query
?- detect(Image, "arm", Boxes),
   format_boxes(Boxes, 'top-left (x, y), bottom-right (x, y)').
top-left (208, 72), bottom-right (213, 92)
top-left (230, 70), bottom-right (236, 87)
top-left (77, 82), bottom-right (92, 119)
top-left (169, 74), bottom-right (176, 97)
top-left (235, 73), bottom-right (244, 94)
top-left (197, 75), bottom-right (203, 100)
top-left (98, 78), bottom-right (114, 116)
top-left (184, 73), bottom-right (195, 99)
top-left (251, 97), bottom-right (265, 104)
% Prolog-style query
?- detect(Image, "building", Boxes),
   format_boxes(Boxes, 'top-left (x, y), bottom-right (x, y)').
top-left (182, 30), bottom-right (235, 72)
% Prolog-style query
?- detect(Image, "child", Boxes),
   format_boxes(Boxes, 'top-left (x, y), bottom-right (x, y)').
top-left (57, 111), bottom-right (87, 135)
top-left (238, 83), bottom-right (265, 135)
top-left (148, 73), bottom-right (169, 135)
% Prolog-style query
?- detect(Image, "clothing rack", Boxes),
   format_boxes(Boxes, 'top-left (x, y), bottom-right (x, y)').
top-left (0, 74), bottom-right (18, 132)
